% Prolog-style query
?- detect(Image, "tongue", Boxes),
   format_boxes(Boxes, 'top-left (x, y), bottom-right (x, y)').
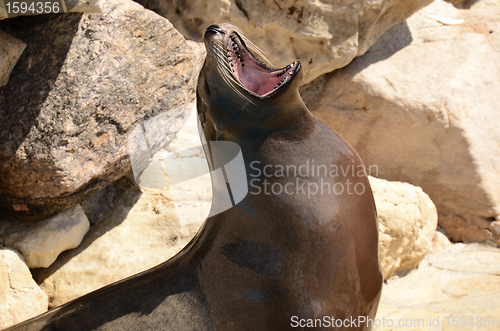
top-left (240, 63), bottom-right (281, 96)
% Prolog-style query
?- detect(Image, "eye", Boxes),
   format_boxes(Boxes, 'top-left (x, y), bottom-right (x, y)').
top-left (204, 78), bottom-right (211, 96)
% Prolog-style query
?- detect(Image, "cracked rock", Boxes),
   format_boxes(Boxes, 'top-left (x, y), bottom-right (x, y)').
top-left (134, 0), bottom-right (433, 84)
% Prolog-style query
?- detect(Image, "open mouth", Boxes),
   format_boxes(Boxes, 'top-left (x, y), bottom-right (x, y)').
top-left (225, 32), bottom-right (299, 99)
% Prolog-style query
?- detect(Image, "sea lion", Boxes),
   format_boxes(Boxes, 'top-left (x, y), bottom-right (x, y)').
top-left (6, 24), bottom-right (382, 331)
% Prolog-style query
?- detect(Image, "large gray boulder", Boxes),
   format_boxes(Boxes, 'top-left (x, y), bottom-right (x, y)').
top-left (0, 0), bottom-right (204, 217)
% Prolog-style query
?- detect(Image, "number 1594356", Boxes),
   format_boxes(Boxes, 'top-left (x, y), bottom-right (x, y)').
top-left (5, 1), bottom-right (60, 14)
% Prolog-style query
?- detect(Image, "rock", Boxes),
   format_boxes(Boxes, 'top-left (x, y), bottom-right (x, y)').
top-left (452, 0), bottom-right (500, 9)
top-left (0, 245), bottom-right (48, 329)
top-left (0, 0), bottom-right (105, 20)
top-left (439, 212), bottom-right (500, 244)
top-left (306, 1), bottom-right (500, 244)
top-left (470, 0), bottom-right (500, 7)
top-left (141, 116), bottom-right (439, 279)
top-left (30, 111), bottom-right (444, 309)
top-left (0, 204), bottom-right (90, 269)
top-left (32, 109), bottom-right (209, 309)
top-left (81, 183), bottom-right (116, 225)
top-left (375, 243), bottom-right (500, 331)
top-left (23, 108), bottom-right (438, 309)
top-left (430, 230), bottom-right (452, 256)
top-left (0, 30), bottom-right (26, 87)
top-left (0, 0), bottom-right (204, 217)
top-left (32, 103), bottom-right (208, 309)
top-left (32, 175), bottom-right (205, 309)
top-left (370, 177), bottom-right (438, 280)
top-left (134, 105), bottom-right (212, 226)
top-left (135, 0), bottom-right (433, 84)
top-left (68, 0), bottom-right (106, 13)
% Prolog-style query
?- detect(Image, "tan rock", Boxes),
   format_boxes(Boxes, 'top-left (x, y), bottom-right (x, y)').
top-left (136, 0), bottom-right (433, 84)
top-left (135, 105), bottom-right (212, 226)
top-left (0, 4), bottom-right (6, 19)
top-left (370, 177), bottom-right (438, 280)
top-left (0, 30), bottom-right (26, 87)
top-left (376, 243), bottom-right (500, 331)
top-left (307, 1), bottom-right (500, 244)
top-left (157, 109), bottom-right (212, 226)
top-left (470, 0), bottom-right (500, 7)
top-left (452, 0), bottom-right (500, 9)
top-left (428, 242), bottom-right (500, 274)
top-left (32, 102), bottom-right (210, 309)
top-left (439, 212), bottom-right (500, 244)
top-left (32, 177), bottom-right (205, 309)
top-left (0, 245), bottom-right (48, 329)
top-left (69, 0), bottom-right (106, 13)
top-left (0, 204), bottom-right (90, 269)
top-left (430, 230), bottom-right (452, 256)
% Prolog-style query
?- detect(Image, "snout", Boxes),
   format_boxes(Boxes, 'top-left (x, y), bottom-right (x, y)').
top-left (205, 25), bottom-right (224, 38)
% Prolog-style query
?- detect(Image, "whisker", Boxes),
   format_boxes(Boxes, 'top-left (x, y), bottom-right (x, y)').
top-left (241, 36), bottom-right (273, 68)
top-left (224, 23), bottom-right (273, 67)
top-left (207, 41), bottom-right (255, 105)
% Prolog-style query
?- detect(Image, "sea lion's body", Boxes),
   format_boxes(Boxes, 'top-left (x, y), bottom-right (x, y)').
top-left (7, 24), bottom-right (382, 331)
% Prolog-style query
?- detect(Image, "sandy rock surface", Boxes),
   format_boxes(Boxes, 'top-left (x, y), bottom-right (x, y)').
top-left (376, 243), bottom-right (500, 331)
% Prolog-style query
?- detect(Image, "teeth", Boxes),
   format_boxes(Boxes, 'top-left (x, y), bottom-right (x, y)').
top-left (227, 35), bottom-right (294, 94)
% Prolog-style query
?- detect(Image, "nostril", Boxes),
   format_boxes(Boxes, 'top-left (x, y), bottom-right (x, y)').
top-left (205, 25), bottom-right (224, 38)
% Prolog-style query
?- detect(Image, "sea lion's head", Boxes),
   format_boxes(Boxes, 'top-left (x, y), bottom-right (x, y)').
top-left (197, 24), bottom-right (309, 144)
